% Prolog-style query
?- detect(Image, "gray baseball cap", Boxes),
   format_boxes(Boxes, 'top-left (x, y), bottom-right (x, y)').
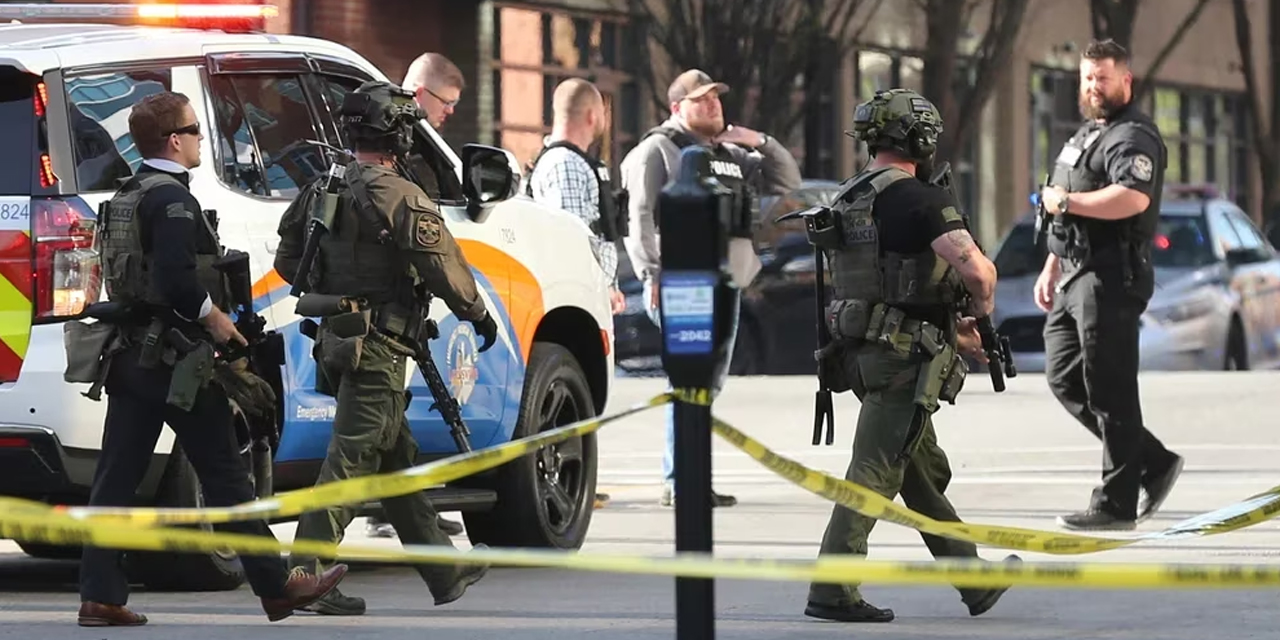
top-left (667, 69), bottom-right (730, 104)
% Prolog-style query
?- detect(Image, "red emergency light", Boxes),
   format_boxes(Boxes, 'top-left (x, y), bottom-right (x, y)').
top-left (0, 3), bottom-right (278, 28)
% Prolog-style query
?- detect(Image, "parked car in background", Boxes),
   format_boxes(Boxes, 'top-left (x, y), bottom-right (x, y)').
top-left (614, 179), bottom-right (842, 375)
top-left (991, 185), bottom-right (1280, 372)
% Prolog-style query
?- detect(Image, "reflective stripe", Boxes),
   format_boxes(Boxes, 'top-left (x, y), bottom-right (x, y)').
top-left (0, 230), bottom-right (32, 383)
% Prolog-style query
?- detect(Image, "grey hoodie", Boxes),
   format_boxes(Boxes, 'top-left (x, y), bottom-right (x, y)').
top-left (619, 115), bottom-right (802, 283)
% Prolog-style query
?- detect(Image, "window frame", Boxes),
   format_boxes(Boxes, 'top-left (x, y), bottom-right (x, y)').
top-left (59, 63), bottom-right (180, 194)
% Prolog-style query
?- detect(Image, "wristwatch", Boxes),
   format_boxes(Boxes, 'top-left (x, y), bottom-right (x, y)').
top-left (757, 133), bottom-right (769, 147)
top-left (1058, 191), bottom-right (1071, 214)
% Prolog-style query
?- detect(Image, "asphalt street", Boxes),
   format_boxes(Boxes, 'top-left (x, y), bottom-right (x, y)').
top-left (3, 371), bottom-right (1280, 639)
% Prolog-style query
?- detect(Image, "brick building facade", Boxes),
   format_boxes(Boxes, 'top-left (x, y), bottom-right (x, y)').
top-left (42, 0), bottom-right (1279, 241)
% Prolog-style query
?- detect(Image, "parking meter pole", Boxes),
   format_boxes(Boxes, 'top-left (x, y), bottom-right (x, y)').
top-left (657, 146), bottom-right (736, 640)
top-left (673, 397), bottom-right (713, 640)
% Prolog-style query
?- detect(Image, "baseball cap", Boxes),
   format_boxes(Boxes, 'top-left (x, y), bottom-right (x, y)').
top-left (667, 69), bottom-right (730, 104)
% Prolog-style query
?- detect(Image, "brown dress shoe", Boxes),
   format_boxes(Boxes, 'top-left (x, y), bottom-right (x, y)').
top-left (78, 601), bottom-right (148, 627)
top-left (261, 564), bottom-right (349, 622)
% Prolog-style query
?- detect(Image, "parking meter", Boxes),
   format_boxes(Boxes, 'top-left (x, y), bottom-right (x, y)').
top-left (657, 145), bottom-right (745, 640)
top-left (658, 149), bottom-right (739, 390)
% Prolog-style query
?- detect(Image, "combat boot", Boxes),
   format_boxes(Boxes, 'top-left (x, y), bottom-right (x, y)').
top-left (962, 554), bottom-right (1021, 616)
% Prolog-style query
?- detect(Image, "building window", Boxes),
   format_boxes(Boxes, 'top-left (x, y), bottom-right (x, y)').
top-left (490, 3), bottom-right (641, 173)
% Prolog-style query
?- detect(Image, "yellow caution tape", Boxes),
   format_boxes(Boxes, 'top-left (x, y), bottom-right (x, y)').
top-left (58, 393), bottom-right (674, 526)
top-left (712, 416), bottom-right (1280, 555)
top-left (5, 494), bottom-right (1280, 589)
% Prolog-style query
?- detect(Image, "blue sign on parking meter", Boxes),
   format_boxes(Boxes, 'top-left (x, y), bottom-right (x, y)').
top-left (660, 272), bottom-right (716, 356)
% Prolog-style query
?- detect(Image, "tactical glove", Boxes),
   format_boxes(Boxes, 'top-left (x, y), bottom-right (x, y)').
top-left (213, 356), bottom-right (277, 421)
top-left (471, 312), bottom-right (498, 352)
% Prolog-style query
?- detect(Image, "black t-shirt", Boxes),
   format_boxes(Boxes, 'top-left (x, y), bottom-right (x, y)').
top-left (872, 177), bottom-right (968, 328)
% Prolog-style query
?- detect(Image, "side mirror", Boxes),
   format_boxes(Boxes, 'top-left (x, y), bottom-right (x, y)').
top-left (460, 143), bottom-right (520, 221)
top-left (1225, 247), bottom-right (1258, 268)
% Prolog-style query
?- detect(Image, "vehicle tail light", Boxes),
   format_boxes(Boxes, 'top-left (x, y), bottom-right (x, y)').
top-left (32, 197), bottom-right (100, 321)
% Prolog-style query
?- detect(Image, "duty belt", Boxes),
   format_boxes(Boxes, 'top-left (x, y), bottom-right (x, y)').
top-left (825, 299), bottom-right (948, 358)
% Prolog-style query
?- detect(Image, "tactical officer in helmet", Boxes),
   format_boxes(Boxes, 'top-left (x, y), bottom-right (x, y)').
top-left (79, 91), bottom-right (348, 627)
top-left (275, 81), bottom-right (496, 616)
top-left (802, 89), bottom-right (1016, 623)
top-left (1035, 39), bottom-right (1183, 532)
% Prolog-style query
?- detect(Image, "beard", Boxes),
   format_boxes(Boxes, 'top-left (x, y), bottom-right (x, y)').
top-left (1079, 89), bottom-right (1126, 120)
top-left (687, 115), bottom-right (725, 138)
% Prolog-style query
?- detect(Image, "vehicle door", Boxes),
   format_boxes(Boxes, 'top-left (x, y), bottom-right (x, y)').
top-left (306, 58), bottom-right (509, 454)
top-left (1222, 206), bottom-right (1280, 367)
top-left (196, 53), bottom-right (339, 463)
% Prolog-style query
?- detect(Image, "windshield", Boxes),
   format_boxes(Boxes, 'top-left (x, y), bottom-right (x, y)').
top-left (993, 214), bottom-right (1218, 278)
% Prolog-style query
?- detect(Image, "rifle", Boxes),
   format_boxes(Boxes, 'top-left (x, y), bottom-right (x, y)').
top-left (924, 161), bottom-right (1017, 392)
top-left (290, 140), bottom-right (354, 298)
top-left (777, 204), bottom-right (837, 446)
top-left (1032, 171), bottom-right (1053, 253)
top-left (410, 304), bottom-right (472, 453)
top-left (214, 249), bottom-right (270, 362)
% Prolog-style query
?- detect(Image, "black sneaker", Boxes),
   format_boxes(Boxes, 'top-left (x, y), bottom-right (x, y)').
top-left (1139, 455), bottom-right (1184, 521)
top-left (803, 600), bottom-right (895, 622)
top-left (1056, 509), bottom-right (1136, 531)
top-left (299, 586), bottom-right (367, 616)
top-left (437, 515), bottom-right (464, 536)
top-left (659, 486), bottom-right (737, 508)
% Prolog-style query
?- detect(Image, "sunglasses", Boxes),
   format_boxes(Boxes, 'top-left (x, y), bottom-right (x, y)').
top-left (163, 123), bottom-right (202, 137)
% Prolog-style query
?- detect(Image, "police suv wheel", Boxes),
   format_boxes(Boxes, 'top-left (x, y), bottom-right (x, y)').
top-left (462, 342), bottom-right (599, 549)
top-left (127, 444), bottom-right (247, 592)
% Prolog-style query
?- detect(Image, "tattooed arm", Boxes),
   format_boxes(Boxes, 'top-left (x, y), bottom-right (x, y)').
top-left (931, 228), bottom-right (997, 317)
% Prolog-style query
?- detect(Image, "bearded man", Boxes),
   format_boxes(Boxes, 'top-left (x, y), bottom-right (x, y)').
top-left (1033, 38), bottom-right (1184, 532)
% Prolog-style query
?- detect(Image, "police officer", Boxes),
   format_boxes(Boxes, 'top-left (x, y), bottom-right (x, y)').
top-left (274, 81), bottom-right (497, 616)
top-left (802, 89), bottom-right (1016, 623)
top-left (79, 91), bottom-right (347, 627)
top-left (620, 68), bottom-right (802, 507)
top-left (1034, 39), bottom-right (1184, 531)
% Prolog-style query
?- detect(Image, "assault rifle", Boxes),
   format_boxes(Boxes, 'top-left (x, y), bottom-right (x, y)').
top-left (214, 249), bottom-right (282, 364)
top-left (290, 140), bottom-right (354, 298)
top-left (776, 204), bottom-right (837, 446)
top-left (924, 161), bottom-right (1017, 392)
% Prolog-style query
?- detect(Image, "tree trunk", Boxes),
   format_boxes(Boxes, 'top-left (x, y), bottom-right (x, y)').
top-left (1131, 0), bottom-right (1211, 104)
top-left (1230, 0), bottom-right (1280, 227)
top-left (1090, 0), bottom-right (1140, 49)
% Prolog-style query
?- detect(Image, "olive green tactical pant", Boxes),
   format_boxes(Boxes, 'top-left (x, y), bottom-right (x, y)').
top-left (807, 345), bottom-right (990, 607)
top-left (289, 332), bottom-right (460, 597)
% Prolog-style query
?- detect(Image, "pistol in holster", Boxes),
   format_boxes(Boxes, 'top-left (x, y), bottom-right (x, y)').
top-left (165, 329), bottom-right (216, 413)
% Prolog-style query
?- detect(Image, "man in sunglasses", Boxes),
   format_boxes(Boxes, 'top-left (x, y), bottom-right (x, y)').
top-left (77, 90), bottom-right (348, 627)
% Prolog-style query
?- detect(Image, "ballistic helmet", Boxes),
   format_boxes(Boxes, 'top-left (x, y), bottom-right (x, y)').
top-left (340, 80), bottom-right (424, 155)
top-left (847, 88), bottom-right (943, 163)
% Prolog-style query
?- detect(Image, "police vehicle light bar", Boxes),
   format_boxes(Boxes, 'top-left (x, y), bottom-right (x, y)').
top-left (0, 3), bottom-right (279, 21)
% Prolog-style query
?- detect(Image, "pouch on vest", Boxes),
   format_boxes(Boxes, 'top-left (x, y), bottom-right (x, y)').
top-left (167, 340), bottom-right (215, 412)
top-left (318, 309), bottom-right (371, 375)
top-left (63, 320), bottom-right (124, 401)
top-left (825, 299), bottom-right (874, 342)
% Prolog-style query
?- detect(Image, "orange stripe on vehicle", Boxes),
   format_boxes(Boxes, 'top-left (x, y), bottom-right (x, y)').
top-left (457, 239), bottom-right (543, 365)
top-left (252, 268), bottom-right (286, 300)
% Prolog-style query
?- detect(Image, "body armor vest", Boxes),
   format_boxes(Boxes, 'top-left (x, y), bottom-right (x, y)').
top-left (526, 141), bottom-right (629, 241)
top-left (1045, 109), bottom-right (1161, 290)
top-left (813, 166), bottom-right (966, 346)
top-left (642, 125), bottom-right (755, 237)
top-left (828, 166), bottom-right (964, 308)
top-left (310, 162), bottom-right (421, 328)
top-left (101, 171), bottom-right (227, 314)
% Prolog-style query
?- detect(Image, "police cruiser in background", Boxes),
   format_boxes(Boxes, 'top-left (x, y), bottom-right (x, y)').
top-left (0, 3), bottom-right (614, 591)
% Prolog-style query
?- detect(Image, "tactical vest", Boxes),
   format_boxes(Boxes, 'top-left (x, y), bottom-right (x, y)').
top-left (818, 166), bottom-right (965, 344)
top-left (309, 162), bottom-right (425, 339)
top-left (1045, 108), bottom-right (1162, 292)
top-left (642, 125), bottom-right (755, 237)
top-left (101, 171), bottom-right (227, 314)
top-left (526, 141), bottom-right (629, 242)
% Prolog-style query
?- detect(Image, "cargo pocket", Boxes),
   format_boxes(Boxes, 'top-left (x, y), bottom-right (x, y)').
top-left (319, 310), bottom-right (371, 375)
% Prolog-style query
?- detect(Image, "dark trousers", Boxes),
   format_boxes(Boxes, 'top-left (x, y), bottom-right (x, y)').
top-left (79, 343), bottom-right (288, 605)
top-left (1043, 269), bottom-right (1179, 519)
